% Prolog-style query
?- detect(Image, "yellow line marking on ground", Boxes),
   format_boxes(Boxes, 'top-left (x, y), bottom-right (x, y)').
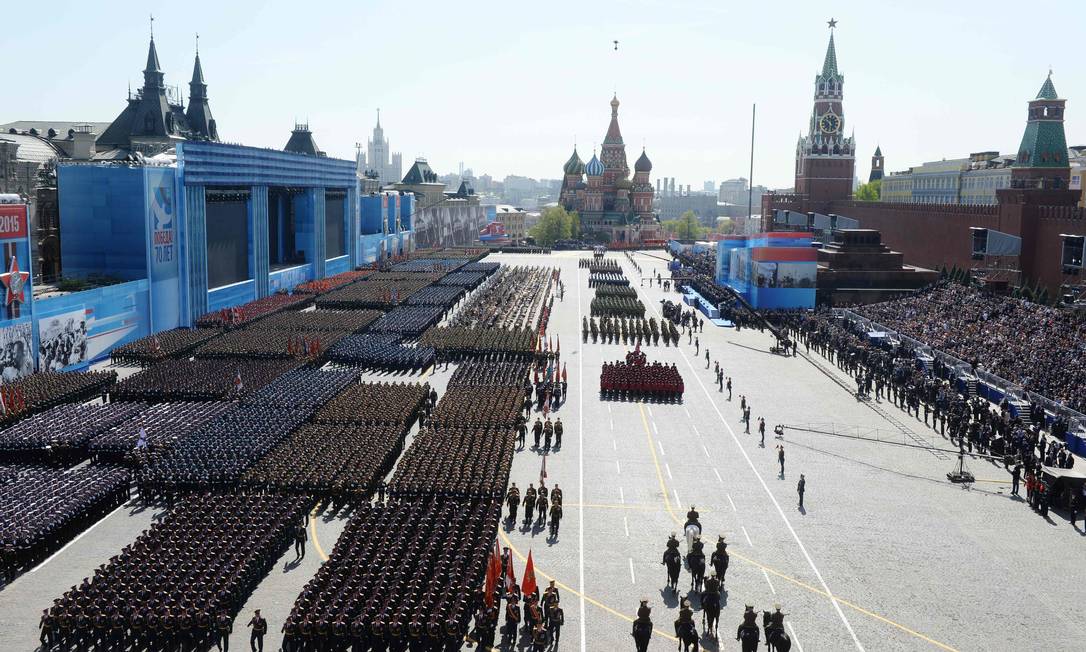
top-left (310, 503), bottom-right (329, 561)
top-left (636, 405), bottom-right (959, 652)
top-left (499, 529), bottom-right (678, 643)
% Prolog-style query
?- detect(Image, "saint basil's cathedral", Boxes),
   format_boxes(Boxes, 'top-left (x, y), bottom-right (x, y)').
top-left (559, 96), bottom-right (660, 243)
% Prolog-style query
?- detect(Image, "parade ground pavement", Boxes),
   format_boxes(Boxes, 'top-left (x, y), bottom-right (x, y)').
top-left (2, 250), bottom-right (1085, 651)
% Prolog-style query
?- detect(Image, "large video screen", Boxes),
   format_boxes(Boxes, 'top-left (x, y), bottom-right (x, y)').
top-left (206, 199), bottom-right (250, 288)
top-left (325, 194), bottom-right (346, 259)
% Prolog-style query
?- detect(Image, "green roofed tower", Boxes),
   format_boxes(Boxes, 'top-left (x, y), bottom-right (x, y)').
top-left (1011, 72), bottom-right (1069, 189)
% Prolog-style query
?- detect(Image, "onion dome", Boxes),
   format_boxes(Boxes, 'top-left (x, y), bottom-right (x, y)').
top-left (563, 148), bottom-right (585, 175)
top-left (634, 148), bottom-right (652, 172)
top-left (585, 152), bottom-right (605, 177)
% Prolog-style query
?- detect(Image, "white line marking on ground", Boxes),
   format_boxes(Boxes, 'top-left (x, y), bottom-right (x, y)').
top-left (652, 421), bottom-right (659, 434)
top-left (623, 517), bottom-right (630, 537)
top-left (576, 264), bottom-right (586, 652)
top-left (657, 441), bottom-right (665, 455)
top-left (742, 526), bottom-right (753, 546)
top-left (619, 486), bottom-right (625, 504)
top-left (728, 494), bottom-right (737, 512)
top-left (684, 406), bottom-right (691, 418)
top-left (607, 403), bottom-right (611, 414)
top-left (713, 468), bottom-right (723, 483)
top-left (691, 424), bottom-right (702, 438)
top-left (762, 568), bottom-right (777, 594)
top-left (702, 444), bottom-right (711, 460)
top-left (788, 623), bottom-right (804, 652)
top-left (672, 336), bottom-right (866, 650)
top-left (647, 406), bottom-right (653, 417)
top-left (629, 558), bottom-right (636, 584)
top-left (638, 262), bottom-right (862, 650)
top-left (665, 462), bottom-right (673, 479)
top-left (32, 504), bottom-right (126, 572)
top-left (612, 439), bottom-right (617, 451)
top-left (610, 419), bottom-right (614, 431)
top-left (616, 460), bottom-right (621, 475)
top-left (673, 489), bottom-right (682, 508)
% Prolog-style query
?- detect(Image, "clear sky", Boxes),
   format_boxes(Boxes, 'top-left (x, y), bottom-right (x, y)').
top-left (4, 0), bottom-right (1082, 189)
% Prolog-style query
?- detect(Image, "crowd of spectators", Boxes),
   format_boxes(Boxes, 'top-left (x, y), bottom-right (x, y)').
top-left (854, 282), bottom-right (1086, 413)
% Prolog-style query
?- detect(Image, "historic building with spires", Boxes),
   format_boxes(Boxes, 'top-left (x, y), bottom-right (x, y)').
top-left (763, 20), bottom-right (1083, 294)
top-left (558, 96), bottom-right (659, 243)
top-left (794, 22), bottom-right (855, 203)
top-left (357, 111), bottom-right (402, 187)
top-left (97, 34), bottom-right (219, 157)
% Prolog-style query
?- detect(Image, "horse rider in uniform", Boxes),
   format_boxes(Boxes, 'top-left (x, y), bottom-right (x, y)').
top-left (711, 535), bottom-right (730, 582)
top-left (703, 571), bottom-right (721, 597)
top-left (685, 505), bottom-right (701, 531)
top-left (665, 533), bottom-right (680, 553)
top-left (632, 600), bottom-right (652, 652)
top-left (736, 606), bottom-right (760, 651)
top-left (767, 604), bottom-right (786, 636)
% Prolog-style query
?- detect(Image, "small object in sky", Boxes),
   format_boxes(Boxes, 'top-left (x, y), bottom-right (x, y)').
top-left (613, 40), bottom-right (619, 51)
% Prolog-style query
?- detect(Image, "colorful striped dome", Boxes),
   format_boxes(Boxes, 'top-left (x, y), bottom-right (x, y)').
top-left (585, 152), bottom-right (605, 177)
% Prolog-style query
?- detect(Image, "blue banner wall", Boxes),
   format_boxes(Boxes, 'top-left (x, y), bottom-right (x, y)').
top-left (144, 167), bottom-right (181, 330)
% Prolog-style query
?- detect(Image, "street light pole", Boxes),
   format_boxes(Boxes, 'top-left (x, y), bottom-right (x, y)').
top-left (748, 103), bottom-right (756, 222)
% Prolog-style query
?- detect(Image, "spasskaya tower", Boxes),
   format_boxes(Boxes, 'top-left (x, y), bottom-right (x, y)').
top-left (794, 19), bottom-right (855, 202)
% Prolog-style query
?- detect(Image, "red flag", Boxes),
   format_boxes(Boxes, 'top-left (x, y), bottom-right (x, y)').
top-left (484, 551), bottom-right (498, 608)
top-left (548, 336), bottom-right (552, 351)
top-left (484, 539), bottom-right (501, 607)
top-left (556, 335), bottom-right (560, 352)
top-left (504, 552), bottom-right (517, 595)
top-left (562, 364), bottom-right (567, 383)
top-left (540, 452), bottom-right (547, 485)
top-left (521, 550), bottom-right (538, 597)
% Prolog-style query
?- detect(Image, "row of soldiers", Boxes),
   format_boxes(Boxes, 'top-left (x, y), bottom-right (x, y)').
top-left (582, 315), bottom-right (680, 347)
top-left (505, 483), bottom-right (563, 537)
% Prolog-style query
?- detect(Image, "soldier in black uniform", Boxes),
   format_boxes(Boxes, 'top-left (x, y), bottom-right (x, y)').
top-left (533, 419), bottom-right (544, 449)
top-left (736, 606), bottom-right (760, 652)
top-left (632, 600), bottom-right (653, 652)
top-left (293, 519), bottom-right (307, 560)
top-left (214, 610), bottom-right (232, 651)
top-left (246, 609), bottom-right (267, 652)
top-left (711, 536), bottom-right (729, 582)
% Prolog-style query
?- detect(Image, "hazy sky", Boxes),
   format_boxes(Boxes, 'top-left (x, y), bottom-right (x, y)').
top-left (4, 0), bottom-right (1082, 189)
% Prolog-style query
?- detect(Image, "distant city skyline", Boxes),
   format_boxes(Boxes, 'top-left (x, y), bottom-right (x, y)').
top-left (2, 0), bottom-right (1082, 188)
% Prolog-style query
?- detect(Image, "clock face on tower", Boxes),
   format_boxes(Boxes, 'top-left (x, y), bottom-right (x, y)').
top-left (819, 112), bottom-right (841, 134)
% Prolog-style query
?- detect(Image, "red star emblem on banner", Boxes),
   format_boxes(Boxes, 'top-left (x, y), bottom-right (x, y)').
top-left (0, 256), bottom-right (29, 306)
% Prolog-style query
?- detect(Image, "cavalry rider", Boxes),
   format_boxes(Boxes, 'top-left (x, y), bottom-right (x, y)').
top-left (674, 599), bottom-right (695, 638)
top-left (631, 601), bottom-right (653, 652)
top-left (685, 505), bottom-right (701, 532)
top-left (736, 606), bottom-right (760, 651)
top-left (711, 536), bottom-right (730, 582)
top-left (703, 571), bottom-right (721, 597)
top-left (665, 533), bottom-right (680, 555)
top-left (766, 603), bottom-right (786, 639)
top-left (690, 535), bottom-right (705, 557)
